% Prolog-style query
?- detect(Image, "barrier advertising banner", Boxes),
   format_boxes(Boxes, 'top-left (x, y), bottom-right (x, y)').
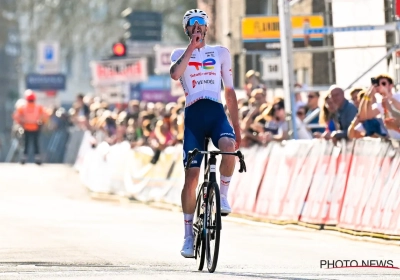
top-left (74, 137), bottom-right (400, 239)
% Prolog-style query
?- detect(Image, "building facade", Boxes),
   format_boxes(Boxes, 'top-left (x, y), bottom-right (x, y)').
top-left (198, 0), bottom-right (332, 89)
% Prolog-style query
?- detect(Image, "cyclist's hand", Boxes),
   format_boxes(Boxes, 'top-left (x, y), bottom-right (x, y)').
top-left (190, 32), bottom-right (203, 49)
top-left (234, 126), bottom-right (241, 149)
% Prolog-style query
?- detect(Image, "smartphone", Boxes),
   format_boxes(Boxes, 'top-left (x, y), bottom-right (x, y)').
top-left (371, 77), bottom-right (378, 86)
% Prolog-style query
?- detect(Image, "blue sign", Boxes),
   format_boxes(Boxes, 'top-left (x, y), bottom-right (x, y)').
top-left (302, 23), bottom-right (397, 35)
top-left (130, 83), bottom-right (141, 100)
top-left (140, 75), bottom-right (171, 90)
top-left (26, 74), bottom-right (66, 90)
top-left (44, 45), bottom-right (54, 61)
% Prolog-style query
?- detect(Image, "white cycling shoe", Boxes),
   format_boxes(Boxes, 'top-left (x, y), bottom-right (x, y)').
top-left (180, 235), bottom-right (195, 258)
top-left (220, 194), bottom-right (232, 215)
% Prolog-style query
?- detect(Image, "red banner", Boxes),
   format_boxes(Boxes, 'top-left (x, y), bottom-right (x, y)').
top-left (357, 142), bottom-right (390, 232)
top-left (280, 141), bottom-right (315, 221)
top-left (372, 151), bottom-right (400, 234)
top-left (324, 140), bottom-right (353, 225)
top-left (299, 141), bottom-right (334, 224)
top-left (253, 143), bottom-right (286, 219)
top-left (229, 145), bottom-right (269, 216)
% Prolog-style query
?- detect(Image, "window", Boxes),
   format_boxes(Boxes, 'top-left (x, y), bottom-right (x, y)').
top-left (303, 68), bottom-right (309, 85)
top-left (295, 68), bottom-right (310, 85)
top-left (246, 0), bottom-right (266, 15)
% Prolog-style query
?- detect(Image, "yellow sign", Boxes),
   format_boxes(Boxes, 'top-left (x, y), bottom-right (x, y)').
top-left (241, 15), bottom-right (324, 42)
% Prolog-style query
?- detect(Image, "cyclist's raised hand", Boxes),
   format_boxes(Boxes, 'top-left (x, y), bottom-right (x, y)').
top-left (190, 32), bottom-right (203, 49)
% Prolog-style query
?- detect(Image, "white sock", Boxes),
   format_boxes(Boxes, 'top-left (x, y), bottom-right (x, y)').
top-left (184, 213), bottom-right (194, 238)
top-left (220, 175), bottom-right (232, 197)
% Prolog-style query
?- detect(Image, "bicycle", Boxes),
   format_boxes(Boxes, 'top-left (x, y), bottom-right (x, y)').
top-left (185, 138), bottom-right (247, 273)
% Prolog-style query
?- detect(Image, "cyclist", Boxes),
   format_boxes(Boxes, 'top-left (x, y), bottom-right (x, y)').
top-left (170, 9), bottom-right (241, 258)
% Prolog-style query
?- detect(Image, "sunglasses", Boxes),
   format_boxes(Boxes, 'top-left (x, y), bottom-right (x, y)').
top-left (297, 111), bottom-right (305, 116)
top-left (308, 95), bottom-right (316, 99)
top-left (187, 17), bottom-right (207, 27)
top-left (380, 82), bottom-right (387, 86)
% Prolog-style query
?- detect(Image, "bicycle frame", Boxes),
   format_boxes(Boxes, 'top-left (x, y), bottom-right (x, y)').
top-left (203, 138), bottom-right (216, 184)
top-left (185, 137), bottom-right (247, 200)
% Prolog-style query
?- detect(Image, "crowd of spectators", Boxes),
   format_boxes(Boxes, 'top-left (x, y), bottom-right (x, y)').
top-left (64, 71), bottom-right (400, 159)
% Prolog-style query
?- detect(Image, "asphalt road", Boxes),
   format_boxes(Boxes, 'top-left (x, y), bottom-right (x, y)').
top-left (1, 163), bottom-right (400, 280)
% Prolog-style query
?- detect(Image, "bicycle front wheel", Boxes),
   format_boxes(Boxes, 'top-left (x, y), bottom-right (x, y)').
top-left (205, 182), bottom-right (221, 273)
top-left (194, 183), bottom-right (206, 271)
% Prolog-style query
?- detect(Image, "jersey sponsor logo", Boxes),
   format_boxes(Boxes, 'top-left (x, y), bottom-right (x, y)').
top-left (190, 72), bottom-right (217, 78)
top-left (196, 79), bottom-right (215, 85)
top-left (220, 132), bottom-right (235, 138)
top-left (188, 58), bottom-right (216, 70)
top-left (205, 51), bottom-right (215, 57)
top-left (190, 72), bottom-right (202, 78)
top-left (192, 79), bottom-right (215, 88)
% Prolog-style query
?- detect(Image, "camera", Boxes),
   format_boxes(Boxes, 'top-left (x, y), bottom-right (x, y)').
top-left (371, 77), bottom-right (378, 86)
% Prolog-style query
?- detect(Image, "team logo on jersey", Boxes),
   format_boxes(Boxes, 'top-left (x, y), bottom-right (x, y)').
top-left (188, 58), bottom-right (216, 70)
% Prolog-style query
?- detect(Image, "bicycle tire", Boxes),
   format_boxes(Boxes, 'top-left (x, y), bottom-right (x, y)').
top-left (205, 182), bottom-right (221, 273)
top-left (194, 183), bottom-right (206, 271)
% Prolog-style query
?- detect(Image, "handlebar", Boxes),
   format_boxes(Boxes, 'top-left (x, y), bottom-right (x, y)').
top-left (185, 148), bottom-right (247, 173)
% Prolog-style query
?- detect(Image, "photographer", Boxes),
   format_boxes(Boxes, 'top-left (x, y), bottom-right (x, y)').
top-left (354, 74), bottom-right (400, 139)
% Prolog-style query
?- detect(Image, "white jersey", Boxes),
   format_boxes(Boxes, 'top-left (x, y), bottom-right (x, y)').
top-left (170, 45), bottom-right (234, 107)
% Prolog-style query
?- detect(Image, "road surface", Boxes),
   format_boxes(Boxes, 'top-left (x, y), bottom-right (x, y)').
top-left (0, 163), bottom-right (400, 279)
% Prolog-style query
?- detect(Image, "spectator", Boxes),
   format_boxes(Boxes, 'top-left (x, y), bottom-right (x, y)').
top-left (352, 74), bottom-right (400, 139)
top-left (327, 85), bottom-right (358, 143)
top-left (348, 89), bottom-right (388, 139)
top-left (13, 90), bottom-right (49, 164)
top-left (294, 83), bottom-right (307, 111)
top-left (304, 91), bottom-right (325, 135)
top-left (296, 106), bottom-right (307, 122)
top-left (349, 87), bottom-right (363, 108)
top-left (372, 74), bottom-right (400, 139)
top-left (127, 100), bottom-right (140, 120)
top-left (72, 93), bottom-right (90, 125)
top-left (251, 87), bottom-right (267, 105)
top-left (244, 70), bottom-right (265, 98)
top-left (261, 98), bottom-right (311, 144)
top-left (240, 88), bottom-right (268, 146)
top-left (99, 110), bottom-right (118, 145)
top-left (126, 118), bottom-right (145, 148)
top-left (244, 103), bottom-right (270, 146)
top-left (318, 93), bottom-right (338, 139)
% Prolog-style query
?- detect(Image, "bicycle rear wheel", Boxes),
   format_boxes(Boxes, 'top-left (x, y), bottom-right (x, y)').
top-left (193, 183), bottom-right (206, 271)
top-left (205, 182), bottom-right (221, 273)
